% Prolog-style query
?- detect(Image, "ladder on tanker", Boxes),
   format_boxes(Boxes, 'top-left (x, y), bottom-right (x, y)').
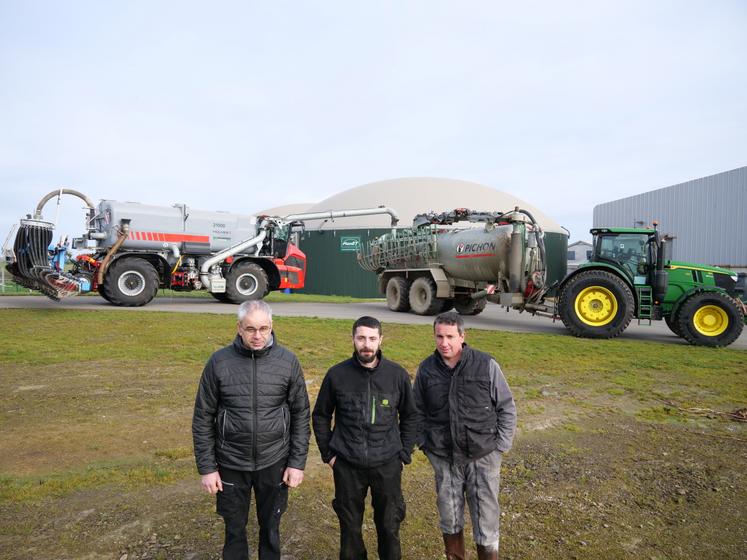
top-left (636, 285), bottom-right (653, 325)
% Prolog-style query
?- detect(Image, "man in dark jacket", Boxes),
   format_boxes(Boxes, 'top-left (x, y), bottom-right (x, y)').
top-left (413, 311), bottom-right (516, 560)
top-left (192, 300), bottom-right (310, 560)
top-left (312, 316), bottom-right (419, 560)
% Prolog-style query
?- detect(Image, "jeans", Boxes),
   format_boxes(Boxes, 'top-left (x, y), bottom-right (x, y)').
top-left (425, 449), bottom-right (503, 550)
top-left (332, 456), bottom-right (406, 560)
top-left (216, 460), bottom-right (288, 560)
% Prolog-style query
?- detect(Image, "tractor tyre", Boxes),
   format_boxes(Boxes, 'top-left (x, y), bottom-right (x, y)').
top-left (102, 258), bottom-right (159, 307)
top-left (558, 270), bottom-right (634, 339)
top-left (664, 313), bottom-right (683, 337)
top-left (210, 291), bottom-right (232, 303)
top-left (409, 276), bottom-right (444, 316)
top-left (386, 276), bottom-right (411, 312)
top-left (675, 291), bottom-right (744, 347)
top-left (225, 262), bottom-right (269, 304)
top-left (454, 296), bottom-right (487, 316)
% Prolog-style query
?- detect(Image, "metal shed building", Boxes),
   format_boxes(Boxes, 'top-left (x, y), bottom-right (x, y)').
top-left (290, 177), bottom-right (569, 297)
top-left (593, 166), bottom-right (746, 271)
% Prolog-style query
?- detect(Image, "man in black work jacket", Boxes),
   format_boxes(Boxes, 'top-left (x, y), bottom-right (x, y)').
top-left (192, 300), bottom-right (310, 560)
top-left (312, 316), bottom-right (419, 560)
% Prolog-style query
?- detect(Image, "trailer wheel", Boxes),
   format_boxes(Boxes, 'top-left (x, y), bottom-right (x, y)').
top-left (226, 262), bottom-right (269, 303)
top-left (454, 296), bottom-right (487, 316)
top-left (664, 313), bottom-right (683, 337)
top-left (102, 258), bottom-right (159, 307)
top-left (409, 277), bottom-right (444, 315)
top-left (676, 291), bottom-right (744, 347)
top-left (558, 270), bottom-right (634, 339)
top-left (386, 276), bottom-right (411, 312)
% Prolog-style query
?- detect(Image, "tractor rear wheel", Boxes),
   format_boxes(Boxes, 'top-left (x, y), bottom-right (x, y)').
top-left (102, 257), bottom-right (159, 307)
top-left (225, 262), bottom-right (269, 304)
top-left (676, 291), bottom-right (744, 347)
top-left (454, 295), bottom-right (487, 316)
top-left (385, 276), bottom-right (411, 312)
top-left (558, 270), bottom-right (634, 339)
top-left (409, 276), bottom-right (444, 315)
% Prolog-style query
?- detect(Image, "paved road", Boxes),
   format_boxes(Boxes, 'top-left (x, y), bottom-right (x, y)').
top-left (2, 295), bottom-right (745, 350)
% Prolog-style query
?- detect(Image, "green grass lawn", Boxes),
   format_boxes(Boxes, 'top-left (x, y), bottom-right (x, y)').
top-left (0, 309), bottom-right (745, 559)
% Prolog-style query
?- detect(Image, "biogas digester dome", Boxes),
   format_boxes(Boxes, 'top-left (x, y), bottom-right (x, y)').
top-left (293, 178), bottom-right (569, 298)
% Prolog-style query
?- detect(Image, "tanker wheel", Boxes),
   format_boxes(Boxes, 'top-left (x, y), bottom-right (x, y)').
top-left (453, 296), bottom-right (487, 316)
top-left (226, 262), bottom-right (269, 304)
top-left (676, 291), bottom-right (744, 347)
top-left (385, 276), bottom-right (411, 312)
top-left (409, 276), bottom-right (444, 316)
top-left (558, 270), bottom-right (634, 339)
top-left (102, 258), bottom-right (159, 307)
top-left (664, 312), bottom-right (683, 337)
top-left (210, 291), bottom-right (231, 303)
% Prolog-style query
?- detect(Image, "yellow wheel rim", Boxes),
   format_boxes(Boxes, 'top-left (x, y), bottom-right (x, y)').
top-left (692, 305), bottom-right (728, 337)
top-left (575, 286), bottom-right (618, 327)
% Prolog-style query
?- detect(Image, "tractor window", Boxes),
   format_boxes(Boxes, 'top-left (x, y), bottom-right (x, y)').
top-left (595, 234), bottom-right (650, 278)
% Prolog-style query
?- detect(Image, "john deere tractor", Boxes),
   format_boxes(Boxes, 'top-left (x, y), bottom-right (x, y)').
top-left (557, 226), bottom-right (745, 347)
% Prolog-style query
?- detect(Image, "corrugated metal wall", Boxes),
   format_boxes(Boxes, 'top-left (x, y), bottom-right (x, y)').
top-left (593, 167), bottom-right (747, 267)
top-left (298, 228), bottom-right (382, 297)
top-left (298, 228), bottom-right (569, 297)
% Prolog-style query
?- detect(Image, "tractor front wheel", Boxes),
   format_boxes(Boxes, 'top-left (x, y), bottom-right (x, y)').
top-left (558, 270), bottom-right (634, 339)
top-left (676, 292), bottom-right (744, 347)
top-left (225, 262), bottom-right (269, 304)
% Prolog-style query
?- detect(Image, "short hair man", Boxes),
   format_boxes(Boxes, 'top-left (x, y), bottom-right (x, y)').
top-left (413, 311), bottom-right (516, 560)
top-left (312, 316), bottom-right (419, 560)
top-left (192, 300), bottom-right (310, 560)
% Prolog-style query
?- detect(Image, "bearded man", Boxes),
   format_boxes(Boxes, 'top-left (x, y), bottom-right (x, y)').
top-left (312, 316), bottom-right (419, 560)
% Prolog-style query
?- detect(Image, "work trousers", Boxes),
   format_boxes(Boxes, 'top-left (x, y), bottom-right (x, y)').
top-left (216, 460), bottom-right (288, 560)
top-left (425, 449), bottom-right (503, 551)
top-left (332, 456), bottom-right (406, 560)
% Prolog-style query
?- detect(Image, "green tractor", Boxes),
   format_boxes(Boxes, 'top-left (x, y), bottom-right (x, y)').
top-left (557, 226), bottom-right (746, 347)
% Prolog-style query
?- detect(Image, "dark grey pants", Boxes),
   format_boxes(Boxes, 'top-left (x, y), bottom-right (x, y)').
top-left (217, 460), bottom-right (288, 560)
top-left (425, 449), bottom-right (502, 551)
top-left (332, 456), bottom-right (406, 560)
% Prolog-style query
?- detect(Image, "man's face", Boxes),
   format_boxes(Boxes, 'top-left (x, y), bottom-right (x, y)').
top-left (237, 309), bottom-right (273, 351)
top-left (353, 325), bottom-right (382, 365)
top-left (434, 322), bottom-right (465, 362)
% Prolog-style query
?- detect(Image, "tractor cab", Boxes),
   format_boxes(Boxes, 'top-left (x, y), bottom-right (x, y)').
top-left (590, 227), bottom-right (658, 281)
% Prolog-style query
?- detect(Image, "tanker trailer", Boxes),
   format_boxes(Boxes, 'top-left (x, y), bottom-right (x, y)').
top-left (6, 188), bottom-right (398, 306)
top-left (357, 207), bottom-right (550, 316)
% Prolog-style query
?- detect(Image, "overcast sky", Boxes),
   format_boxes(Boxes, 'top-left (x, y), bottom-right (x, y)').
top-left (1, 0), bottom-right (745, 245)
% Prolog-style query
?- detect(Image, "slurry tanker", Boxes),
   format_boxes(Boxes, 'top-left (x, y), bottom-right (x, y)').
top-left (6, 188), bottom-right (398, 307)
top-left (357, 208), bottom-right (746, 347)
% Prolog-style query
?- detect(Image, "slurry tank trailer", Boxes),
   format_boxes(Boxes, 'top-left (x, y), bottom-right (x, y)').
top-left (357, 208), bottom-right (746, 347)
top-left (7, 188), bottom-right (398, 306)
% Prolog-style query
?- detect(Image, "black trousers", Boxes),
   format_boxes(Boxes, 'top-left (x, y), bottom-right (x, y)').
top-left (217, 460), bottom-right (288, 560)
top-left (332, 456), bottom-right (406, 560)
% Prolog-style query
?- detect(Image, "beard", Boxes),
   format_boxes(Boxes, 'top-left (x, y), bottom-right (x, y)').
top-left (356, 349), bottom-right (377, 364)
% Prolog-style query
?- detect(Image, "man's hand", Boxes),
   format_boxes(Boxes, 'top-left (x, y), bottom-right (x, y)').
top-left (201, 472), bottom-right (223, 495)
top-left (328, 456), bottom-right (337, 469)
top-left (283, 467), bottom-right (304, 488)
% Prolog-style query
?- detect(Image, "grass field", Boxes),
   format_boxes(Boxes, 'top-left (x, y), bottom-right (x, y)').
top-left (1, 308), bottom-right (745, 559)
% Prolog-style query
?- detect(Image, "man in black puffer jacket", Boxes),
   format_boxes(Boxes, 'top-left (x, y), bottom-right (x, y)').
top-left (193, 300), bottom-right (310, 560)
top-left (312, 316), bottom-right (419, 560)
